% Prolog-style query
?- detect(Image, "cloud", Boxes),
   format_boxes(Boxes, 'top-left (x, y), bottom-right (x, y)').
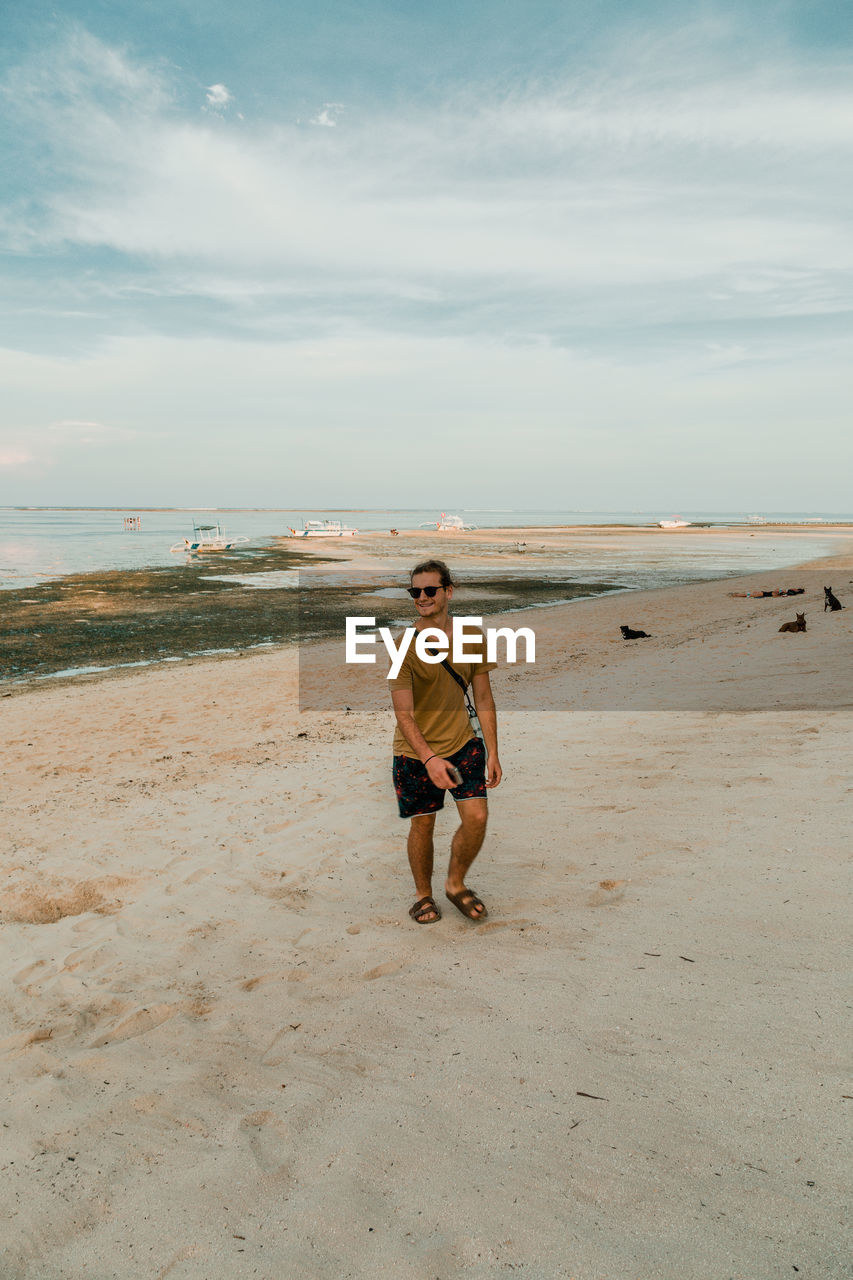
top-left (2, 328), bottom-right (849, 508)
top-left (1, 20), bottom-right (851, 509)
top-left (0, 450), bottom-right (34, 468)
top-left (205, 83), bottom-right (232, 110)
top-left (310, 102), bottom-right (344, 127)
top-left (5, 27), bottom-right (850, 322)
top-left (50, 418), bottom-right (107, 430)
top-left (47, 418), bottom-right (136, 444)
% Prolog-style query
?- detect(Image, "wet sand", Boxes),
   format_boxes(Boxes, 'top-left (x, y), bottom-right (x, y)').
top-left (3, 524), bottom-right (850, 685)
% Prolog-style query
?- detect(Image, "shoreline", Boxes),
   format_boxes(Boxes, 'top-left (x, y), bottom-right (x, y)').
top-left (3, 525), bottom-right (852, 691)
top-left (4, 535), bottom-right (852, 705)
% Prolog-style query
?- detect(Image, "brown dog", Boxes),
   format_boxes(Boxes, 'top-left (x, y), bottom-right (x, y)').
top-left (778, 612), bottom-right (806, 633)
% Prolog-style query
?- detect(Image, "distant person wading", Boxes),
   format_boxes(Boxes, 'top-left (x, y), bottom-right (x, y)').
top-left (390, 559), bottom-right (502, 924)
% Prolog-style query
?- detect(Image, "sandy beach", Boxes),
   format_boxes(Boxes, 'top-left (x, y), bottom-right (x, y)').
top-left (2, 528), bottom-right (852, 1279)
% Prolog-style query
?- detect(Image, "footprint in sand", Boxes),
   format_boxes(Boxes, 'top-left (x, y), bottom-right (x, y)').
top-left (476, 918), bottom-right (532, 932)
top-left (240, 972), bottom-right (291, 991)
top-left (0, 1025), bottom-right (58, 1054)
top-left (90, 1002), bottom-right (181, 1048)
top-left (587, 879), bottom-right (628, 907)
top-left (363, 959), bottom-right (407, 980)
top-left (13, 959), bottom-right (48, 991)
top-left (239, 1109), bottom-right (289, 1175)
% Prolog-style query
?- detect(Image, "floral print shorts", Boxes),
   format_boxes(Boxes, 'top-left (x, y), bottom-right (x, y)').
top-left (392, 736), bottom-right (486, 819)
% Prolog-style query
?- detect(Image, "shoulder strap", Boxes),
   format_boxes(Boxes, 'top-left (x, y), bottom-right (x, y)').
top-left (440, 656), bottom-right (467, 692)
top-left (422, 639), bottom-right (476, 713)
top-left (440, 657), bottom-right (478, 718)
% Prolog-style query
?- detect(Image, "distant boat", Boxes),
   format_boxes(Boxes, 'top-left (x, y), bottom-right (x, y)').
top-left (746, 514), bottom-right (768, 525)
top-left (170, 521), bottom-right (248, 554)
top-left (419, 512), bottom-right (478, 532)
top-left (658, 515), bottom-right (692, 529)
top-left (288, 519), bottom-right (358, 538)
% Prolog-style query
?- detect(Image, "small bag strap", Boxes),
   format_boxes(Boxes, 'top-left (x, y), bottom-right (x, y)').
top-left (440, 657), bottom-right (477, 717)
top-left (440, 656), bottom-right (467, 692)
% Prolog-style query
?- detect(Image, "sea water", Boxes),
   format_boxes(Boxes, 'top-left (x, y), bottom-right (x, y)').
top-left (0, 507), bottom-right (850, 591)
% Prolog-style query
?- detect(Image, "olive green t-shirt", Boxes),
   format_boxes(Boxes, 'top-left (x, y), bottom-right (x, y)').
top-left (390, 626), bottom-right (497, 760)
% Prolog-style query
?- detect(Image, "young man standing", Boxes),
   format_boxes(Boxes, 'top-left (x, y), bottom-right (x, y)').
top-left (390, 559), bottom-right (502, 924)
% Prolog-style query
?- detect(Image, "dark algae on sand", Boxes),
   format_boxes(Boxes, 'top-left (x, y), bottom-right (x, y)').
top-left (0, 544), bottom-right (309, 682)
top-left (1, 547), bottom-right (621, 684)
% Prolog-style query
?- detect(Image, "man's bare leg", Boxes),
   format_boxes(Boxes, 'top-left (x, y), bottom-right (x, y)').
top-left (408, 813), bottom-right (439, 920)
top-left (445, 798), bottom-right (488, 917)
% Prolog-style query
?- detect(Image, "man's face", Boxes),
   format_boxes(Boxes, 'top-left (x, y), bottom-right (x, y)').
top-left (410, 571), bottom-right (451, 620)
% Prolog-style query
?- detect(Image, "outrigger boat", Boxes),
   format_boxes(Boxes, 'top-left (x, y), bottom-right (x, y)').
top-left (288, 519), bottom-right (358, 538)
top-left (658, 515), bottom-right (691, 529)
top-left (170, 521), bottom-right (248, 554)
top-left (418, 512), bottom-right (478, 532)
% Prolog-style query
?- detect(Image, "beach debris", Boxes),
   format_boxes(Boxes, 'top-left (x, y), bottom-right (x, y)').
top-left (576, 1091), bottom-right (608, 1100)
top-left (679, 955), bottom-right (695, 962)
top-left (729, 588), bottom-right (804, 597)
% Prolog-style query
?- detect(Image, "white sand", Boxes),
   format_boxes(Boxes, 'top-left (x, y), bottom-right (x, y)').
top-left (1, 532), bottom-right (851, 1279)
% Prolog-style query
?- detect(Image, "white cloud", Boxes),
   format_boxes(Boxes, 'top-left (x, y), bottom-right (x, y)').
top-left (46, 418), bottom-right (136, 445)
top-left (205, 83), bottom-right (232, 110)
top-left (310, 102), bottom-right (344, 127)
top-left (1, 330), bottom-right (849, 507)
top-left (49, 418), bottom-right (106, 430)
top-left (5, 31), bottom-right (850, 315)
top-left (1, 26), bottom-right (852, 506)
top-left (0, 450), bottom-right (34, 468)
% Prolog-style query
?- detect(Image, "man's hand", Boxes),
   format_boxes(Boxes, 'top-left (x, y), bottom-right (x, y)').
top-left (425, 756), bottom-right (459, 789)
top-left (486, 753), bottom-right (502, 789)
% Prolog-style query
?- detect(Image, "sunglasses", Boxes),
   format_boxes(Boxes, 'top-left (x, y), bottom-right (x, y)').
top-left (407, 585), bottom-right (442, 598)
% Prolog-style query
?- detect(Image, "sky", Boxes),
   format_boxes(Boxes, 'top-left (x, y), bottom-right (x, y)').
top-left (1, 0), bottom-right (851, 510)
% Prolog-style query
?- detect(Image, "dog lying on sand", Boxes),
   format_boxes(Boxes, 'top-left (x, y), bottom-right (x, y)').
top-left (620, 625), bottom-right (650, 639)
top-left (778, 612), bottom-right (807, 633)
top-left (824, 587), bottom-right (843, 611)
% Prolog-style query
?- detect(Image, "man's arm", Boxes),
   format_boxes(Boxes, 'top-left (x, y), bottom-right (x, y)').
top-left (391, 687), bottom-right (459, 789)
top-left (471, 670), bottom-right (502, 789)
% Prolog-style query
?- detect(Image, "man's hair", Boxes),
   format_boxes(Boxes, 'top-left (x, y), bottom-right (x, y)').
top-left (410, 558), bottom-right (455, 589)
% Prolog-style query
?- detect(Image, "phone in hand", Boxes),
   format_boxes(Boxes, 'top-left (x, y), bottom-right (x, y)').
top-left (448, 765), bottom-right (463, 786)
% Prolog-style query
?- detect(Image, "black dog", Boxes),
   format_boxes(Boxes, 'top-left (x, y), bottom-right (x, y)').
top-left (620, 625), bottom-right (650, 639)
top-left (824, 586), bottom-right (843, 611)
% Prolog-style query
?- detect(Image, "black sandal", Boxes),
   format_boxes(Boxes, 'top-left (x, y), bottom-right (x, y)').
top-left (445, 888), bottom-right (487, 920)
top-left (409, 896), bottom-right (441, 924)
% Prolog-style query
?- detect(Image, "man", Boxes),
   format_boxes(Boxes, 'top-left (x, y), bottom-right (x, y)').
top-left (390, 559), bottom-right (502, 924)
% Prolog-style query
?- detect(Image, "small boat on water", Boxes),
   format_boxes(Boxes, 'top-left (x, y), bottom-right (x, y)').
top-left (658, 515), bottom-right (692, 529)
top-left (418, 513), bottom-right (478, 532)
top-left (170, 521), bottom-right (248, 554)
top-left (288, 519), bottom-right (358, 538)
